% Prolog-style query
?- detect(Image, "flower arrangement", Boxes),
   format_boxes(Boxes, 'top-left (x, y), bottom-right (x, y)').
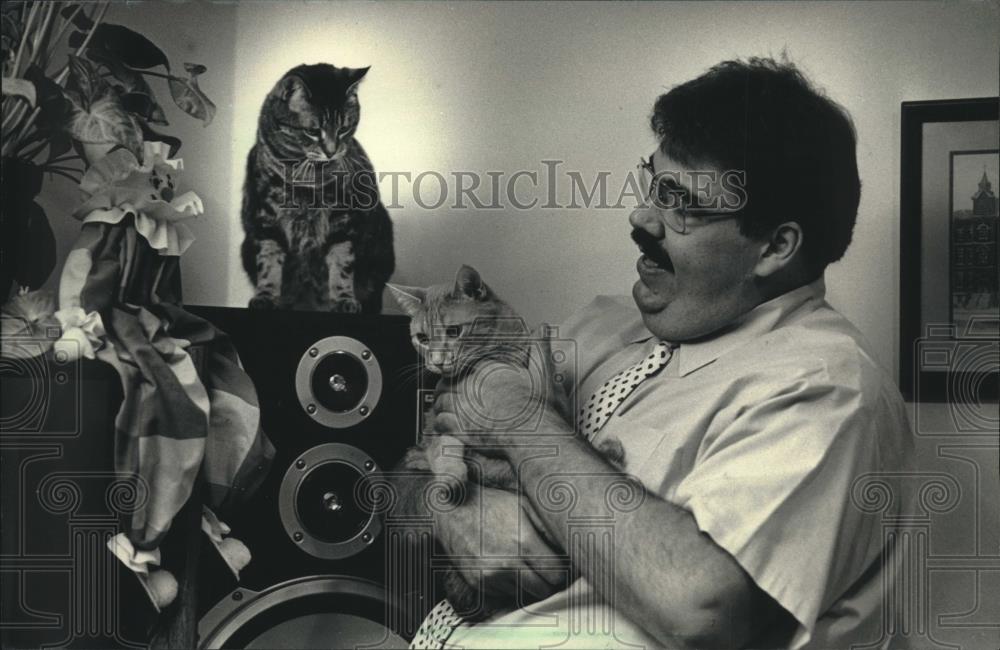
top-left (0, 2), bottom-right (264, 618)
top-left (1, 0), bottom-right (216, 301)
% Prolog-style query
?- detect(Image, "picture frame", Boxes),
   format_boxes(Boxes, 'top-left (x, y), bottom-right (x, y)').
top-left (899, 97), bottom-right (999, 403)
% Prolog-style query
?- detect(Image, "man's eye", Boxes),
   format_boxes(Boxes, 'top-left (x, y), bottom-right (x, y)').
top-left (415, 333), bottom-right (429, 344)
top-left (445, 326), bottom-right (462, 339)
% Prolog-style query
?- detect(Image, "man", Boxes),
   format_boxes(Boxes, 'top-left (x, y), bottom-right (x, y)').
top-left (397, 57), bottom-right (911, 649)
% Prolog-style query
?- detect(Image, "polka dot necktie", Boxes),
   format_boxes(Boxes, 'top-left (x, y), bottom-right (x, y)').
top-left (410, 598), bottom-right (464, 648)
top-left (577, 341), bottom-right (675, 439)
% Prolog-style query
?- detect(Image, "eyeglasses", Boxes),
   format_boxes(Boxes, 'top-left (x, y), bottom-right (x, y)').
top-left (636, 157), bottom-right (741, 234)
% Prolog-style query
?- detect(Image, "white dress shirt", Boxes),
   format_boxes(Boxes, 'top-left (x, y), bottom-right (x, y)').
top-left (447, 279), bottom-right (913, 649)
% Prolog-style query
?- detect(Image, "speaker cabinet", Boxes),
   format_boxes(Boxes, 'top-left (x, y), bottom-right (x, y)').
top-left (187, 306), bottom-right (420, 649)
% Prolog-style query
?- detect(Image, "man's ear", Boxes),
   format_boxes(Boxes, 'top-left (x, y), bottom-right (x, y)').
top-left (754, 222), bottom-right (804, 278)
top-left (386, 283), bottom-right (426, 317)
top-left (453, 264), bottom-right (491, 301)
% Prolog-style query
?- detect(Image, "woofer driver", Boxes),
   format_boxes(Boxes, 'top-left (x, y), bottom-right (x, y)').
top-left (198, 575), bottom-right (408, 649)
top-left (295, 336), bottom-right (383, 428)
top-left (279, 443), bottom-right (383, 560)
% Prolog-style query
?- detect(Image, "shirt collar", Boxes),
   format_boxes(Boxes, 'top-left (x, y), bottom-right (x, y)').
top-left (629, 278), bottom-right (827, 377)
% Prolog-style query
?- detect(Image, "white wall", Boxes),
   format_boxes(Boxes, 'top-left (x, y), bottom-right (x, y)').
top-left (40, 0), bottom-right (999, 375)
top-left (199, 0), bottom-right (997, 378)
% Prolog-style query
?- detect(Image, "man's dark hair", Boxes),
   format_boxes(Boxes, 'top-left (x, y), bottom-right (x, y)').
top-left (651, 57), bottom-right (860, 279)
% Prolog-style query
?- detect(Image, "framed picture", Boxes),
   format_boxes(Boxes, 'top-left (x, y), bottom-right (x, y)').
top-left (900, 97), bottom-right (999, 403)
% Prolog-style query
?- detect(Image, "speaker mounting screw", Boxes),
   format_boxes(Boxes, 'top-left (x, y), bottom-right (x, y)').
top-left (359, 406), bottom-right (370, 417)
top-left (362, 349), bottom-right (371, 360)
top-left (362, 532), bottom-right (373, 543)
top-left (364, 460), bottom-right (375, 471)
top-left (293, 532), bottom-right (304, 542)
top-left (309, 348), bottom-right (318, 357)
top-left (232, 591), bottom-right (243, 602)
top-left (307, 404), bottom-right (316, 414)
top-left (296, 459), bottom-right (306, 469)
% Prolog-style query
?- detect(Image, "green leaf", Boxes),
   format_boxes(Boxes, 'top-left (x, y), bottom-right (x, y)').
top-left (2, 77), bottom-right (36, 106)
top-left (24, 66), bottom-right (73, 150)
top-left (1, 9), bottom-right (22, 63)
top-left (87, 47), bottom-right (149, 92)
top-left (138, 119), bottom-right (182, 157)
top-left (74, 24), bottom-right (170, 71)
top-left (67, 92), bottom-right (142, 160)
top-left (43, 129), bottom-right (74, 161)
top-left (184, 63), bottom-right (207, 77)
top-left (120, 91), bottom-right (168, 125)
top-left (14, 202), bottom-right (57, 291)
top-left (85, 49), bottom-right (169, 126)
top-left (67, 55), bottom-right (109, 110)
top-left (168, 66), bottom-right (216, 126)
top-left (60, 4), bottom-right (94, 31)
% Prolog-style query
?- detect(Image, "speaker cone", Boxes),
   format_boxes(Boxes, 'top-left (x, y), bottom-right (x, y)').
top-left (279, 443), bottom-right (383, 560)
top-left (295, 337), bottom-right (383, 429)
top-left (198, 576), bottom-right (408, 649)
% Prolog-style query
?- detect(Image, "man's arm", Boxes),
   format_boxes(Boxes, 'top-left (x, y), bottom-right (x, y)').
top-left (433, 368), bottom-right (790, 649)
top-left (507, 431), bottom-right (787, 649)
top-left (386, 453), bottom-right (565, 600)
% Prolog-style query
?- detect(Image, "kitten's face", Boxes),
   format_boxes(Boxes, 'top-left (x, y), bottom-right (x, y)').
top-left (390, 266), bottom-right (512, 376)
top-left (260, 63), bottom-right (368, 162)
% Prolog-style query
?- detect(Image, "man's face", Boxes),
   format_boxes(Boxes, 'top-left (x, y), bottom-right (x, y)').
top-left (629, 148), bottom-right (765, 342)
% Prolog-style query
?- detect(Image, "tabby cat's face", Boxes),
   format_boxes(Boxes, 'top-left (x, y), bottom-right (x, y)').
top-left (389, 266), bottom-right (514, 376)
top-left (259, 63), bottom-right (368, 162)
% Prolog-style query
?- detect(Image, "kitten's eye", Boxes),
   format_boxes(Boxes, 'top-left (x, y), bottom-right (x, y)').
top-left (304, 128), bottom-right (321, 140)
top-left (445, 325), bottom-right (463, 339)
top-left (415, 333), bottom-right (429, 345)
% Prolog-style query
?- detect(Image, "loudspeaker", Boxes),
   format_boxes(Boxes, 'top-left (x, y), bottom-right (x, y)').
top-left (186, 306), bottom-right (421, 649)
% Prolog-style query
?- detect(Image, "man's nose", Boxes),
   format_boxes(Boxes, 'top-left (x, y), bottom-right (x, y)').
top-left (629, 205), bottom-right (665, 238)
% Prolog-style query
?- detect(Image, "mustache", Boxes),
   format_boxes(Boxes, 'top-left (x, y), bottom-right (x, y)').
top-left (630, 228), bottom-right (673, 269)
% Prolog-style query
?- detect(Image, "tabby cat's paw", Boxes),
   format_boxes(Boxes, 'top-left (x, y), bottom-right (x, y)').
top-left (249, 294), bottom-right (278, 310)
top-left (330, 298), bottom-right (362, 314)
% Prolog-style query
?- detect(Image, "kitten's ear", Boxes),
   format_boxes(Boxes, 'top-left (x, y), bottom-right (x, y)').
top-left (277, 74), bottom-right (311, 109)
top-left (345, 66), bottom-right (370, 94)
top-left (386, 283), bottom-right (426, 317)
top-left (453, 265), bottom-right (491, 301)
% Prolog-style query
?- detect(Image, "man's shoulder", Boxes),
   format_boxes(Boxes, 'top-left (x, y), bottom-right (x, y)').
top-left (747, 302), bottom-right (901, 409)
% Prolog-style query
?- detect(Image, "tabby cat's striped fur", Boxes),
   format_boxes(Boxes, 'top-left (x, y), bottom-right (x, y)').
top-left (240, 63), bottom-right (394, 312)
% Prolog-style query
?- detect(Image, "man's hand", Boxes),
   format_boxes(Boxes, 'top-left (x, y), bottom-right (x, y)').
top-left (434, 486), bottom-right (565, 600)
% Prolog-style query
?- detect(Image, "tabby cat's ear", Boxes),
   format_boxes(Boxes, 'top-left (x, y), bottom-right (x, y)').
top-left (276, 74), bottom-right (311, 109)
top-left (386, 283), bottom-right (426, 317)
top-left (453, 265), bottom-right (491, 301)
top-left (345, 66), bottom-right (370, 94)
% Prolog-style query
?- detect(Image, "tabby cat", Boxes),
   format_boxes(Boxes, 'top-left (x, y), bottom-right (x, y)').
top-left (389, 265), bottom-right (625, 620)
top-left (241, 63), bottom-right (394, 313)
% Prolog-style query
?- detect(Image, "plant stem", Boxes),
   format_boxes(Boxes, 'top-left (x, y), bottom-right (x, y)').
top-left (31, 2), bottom-right (57, 74)
top-left (46, 3), bottom-right (84, 71)
top-left (44, 168), bottom-right (81, 184)
top-left (42, 164), bottom-right (83, 174)
top-left (136, 69), bottom-right (173, 81)
top-left (20, 138), bottom-right (49, 161)
top-left (47, 153), bottom-right (82, 166)
top-left (14, 126), bottom-right (48, 151)
top-left (12, 2), bottom-right (39, 79)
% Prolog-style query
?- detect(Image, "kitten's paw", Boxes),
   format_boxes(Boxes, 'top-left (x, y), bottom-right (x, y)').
top-left (330, 298), bottom-right (362, 314)
top-left (249, 294), bottom-right (278, 310)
